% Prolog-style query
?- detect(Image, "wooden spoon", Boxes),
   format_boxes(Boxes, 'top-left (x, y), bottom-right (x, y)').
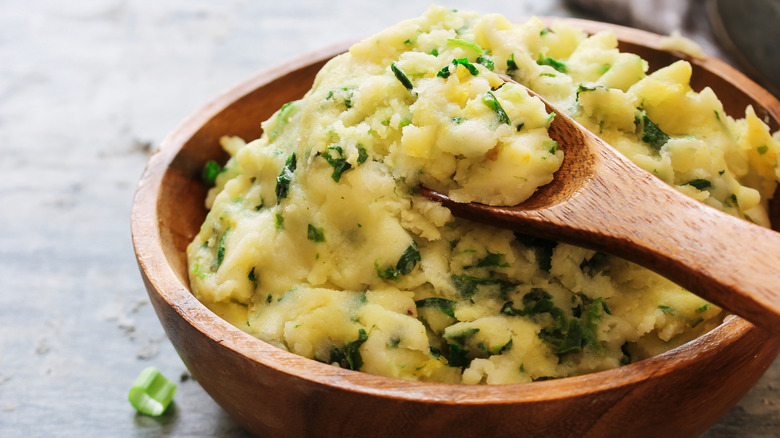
top-left (422, 79), bottom-right (780, 334)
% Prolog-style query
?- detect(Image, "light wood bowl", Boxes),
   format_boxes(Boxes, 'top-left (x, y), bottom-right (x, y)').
top-left (132, 19), bottom-right (780, 438)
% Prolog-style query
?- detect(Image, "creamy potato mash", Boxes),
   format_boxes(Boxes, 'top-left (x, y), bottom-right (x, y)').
top-left (188, 6), bottom-right (780, 384)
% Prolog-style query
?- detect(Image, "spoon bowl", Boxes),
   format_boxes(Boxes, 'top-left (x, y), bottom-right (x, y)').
top-left (423, 79), bottom-right (780, 334)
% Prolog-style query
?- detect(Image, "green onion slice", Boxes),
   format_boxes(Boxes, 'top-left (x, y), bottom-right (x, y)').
top-left (128, 367), bottom-right (177, 416)
top-left (446, 38), bottom-right (484, 54)
top-left (391, 62), bottom-right (414, 90)
top-left (483, 91), bottom-right (511, 125)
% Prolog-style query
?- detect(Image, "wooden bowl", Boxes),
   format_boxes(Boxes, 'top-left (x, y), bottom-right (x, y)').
top-left (132, 19), bottom-right (780, 438)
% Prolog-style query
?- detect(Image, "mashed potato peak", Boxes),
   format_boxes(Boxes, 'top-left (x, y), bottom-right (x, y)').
top-left (187, 6), bottom-right (780, 384)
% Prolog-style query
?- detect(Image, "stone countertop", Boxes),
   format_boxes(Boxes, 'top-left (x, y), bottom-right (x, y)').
top-left (1, 1), bottom-right (777, 436)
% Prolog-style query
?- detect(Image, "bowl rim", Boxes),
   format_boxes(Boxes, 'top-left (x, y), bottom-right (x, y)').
top-left (131, 18), bottom-right (779, 405)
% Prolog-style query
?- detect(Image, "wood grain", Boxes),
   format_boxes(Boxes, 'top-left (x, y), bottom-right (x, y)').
top-left (131, 19), bottom-right (780, 438)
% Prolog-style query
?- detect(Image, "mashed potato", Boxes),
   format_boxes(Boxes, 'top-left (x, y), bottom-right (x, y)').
top-left (187, 6), bottom-right (780, 384)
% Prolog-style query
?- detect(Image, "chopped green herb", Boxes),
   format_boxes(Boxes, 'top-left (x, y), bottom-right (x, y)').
top-left (503, 290), bottom-right (604, 356)
top-left (539, 72), bottom-right (556, 78)
top-left (446, 38), bottom-right (484, 53)
top-left (429, 48), bottom-right (439, 56)
top-left (451, 274), bottom-right (516, 299)
top-left (307, 224), bottom-right (325, 242)
top-left (683, 179), bottom-right (712, 190)
top-left (516, 122), bottom-right (525, 131)
top-left (507, 53), bottom-right (519, 75)
top-left (387, 337), bottom-right (401, 348)
top-left (128, 367), bottom-right (177, 417)
top-left (374, 263), bottom-right (395, 280)
top-left (575, 83), bottom-right (598, 101)
top-left (415, 297), bottom-right (456, 318)
top-left (696, 304), bottom-right (711, 313)
top-left (327, 329), bottom-right (368, 371)
top-left (758, 144), bottom-right (769, 155)
top-left (266, 294), bottom-right (272, 303)
top-left (217, 229), bottom-right (229, 266)
top-left (396, 244), bottom-right (421, 275)
top-left (540, 28), bottom-right (551, 36)
top-left (278, 100), bottom-right (294, 114)
top-left (202, 160), bottom-right (223, 186)
top-left (404, 39), bottom-right (412, 45)
top-left (551, 319), bottom-right (590, 355)
top-left (475, 252), bottom-right (510, 268)
top-left (453, 58), bottom-right (479, 76)
top-left (399, 118), bottom-right (412, 128)
top-left (376, 243), bottom-right (421, 280)
top-left (269, 100), bottom-right (300, 140)
top-left (451, 116), bottom-right (465, 125)
top-left (447, 343), bottom-right (470, 367)
top-left (597, 64), bottom-right (611, 75)
top-left (640, 114), bottom-right (670, 150)
top-left (579, 252), bottom-right (610, 277)
top-left (714, 110), bottom-right (721, 121)
top-left (446, 327), bottom-right (480, 345)
top-left (544, 299), bottom-right (603, 356)
top-left (658, 305), bottom-right (674, 314)
top-left (229, 298), bottom-right (248, 307)
top-left (501, 290), bottom-right (549, 317)
top-left (191, 262), bottom-right (206, 279)
top-left (248, 267), bottom-right (257, 283)
top-left (323, 146), bottom-right (352, 182)
top-left (719, 170), bottom-right (726, 175)
top-left (274, 213), bottom-right (284, 230)
top-left (438, 58), bottom-right (481, 78)
top-left (275, 153), bottom-right (297, 204)
top-left (589, 297), bottom-right (611, 317)
top-left (391, 62), bottom-right (414, 90)
top-left (498, 337), bottom-right (513, 354)
top-left (525, 289), bottom-right (554, 314)
top-left (357, 146), bottom-right (369, 164)
top-left (482, 91), bottom-right (510, 125)
top-left (546, 140), bottom-right (559, 154)
top-left (436, 64), bottom-right (452, 78)
top-left (537, 55), bottom-right (567, 73)
top-left (326, 87), bottom-right (354, 108)
top-left (729, 193), bottom-right (739, 206)
top-left (476, 55), bottom-right (495, 71)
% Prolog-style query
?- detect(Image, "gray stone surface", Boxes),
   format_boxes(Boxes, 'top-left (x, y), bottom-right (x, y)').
top-left (0, 0), bottom-right (777, 436)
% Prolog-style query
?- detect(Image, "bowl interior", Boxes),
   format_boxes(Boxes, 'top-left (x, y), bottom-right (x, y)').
top-left (144, 19), bottom-right (780, 395)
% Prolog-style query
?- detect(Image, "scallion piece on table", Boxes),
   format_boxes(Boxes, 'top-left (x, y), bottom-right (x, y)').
top-left (128, 367), bottom-right (177, 416)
